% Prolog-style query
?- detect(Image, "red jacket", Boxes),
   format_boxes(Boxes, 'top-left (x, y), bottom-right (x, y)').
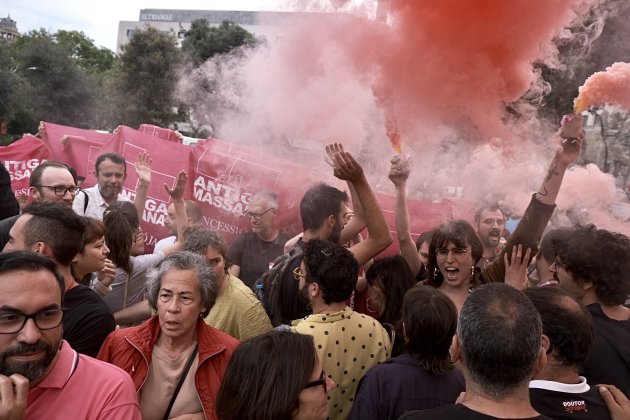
top-left (97, 316), bottom-right (239, 420)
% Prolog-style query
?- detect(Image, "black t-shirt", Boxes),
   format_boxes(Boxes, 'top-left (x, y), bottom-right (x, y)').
top-left (581, 303), bottom-right (630, 396)
top-left (529, 385), bottom-right (612, 420)
top-left (227, 231), bottom-right (289, 288)
top-left (63, 284), bottom-right (115, 358)
top-left (0, 162), bottom-right (19, 222)
top-left (399, 403), bottom-right (553, 420)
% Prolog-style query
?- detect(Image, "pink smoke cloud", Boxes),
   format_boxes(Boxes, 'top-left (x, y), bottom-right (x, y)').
top-left (575, 62), bottom-right (630, 112)
top-left (186, 0), bottom-right (630, 234)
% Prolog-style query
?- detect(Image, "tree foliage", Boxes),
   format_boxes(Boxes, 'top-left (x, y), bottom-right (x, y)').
top-left (108, 27), bottom-right (183, 129)
top-left (537, 0), bottom-right (630, 122)
top-left (182, 20), bottom-right (256, 66)
top-left (55, 30), bottom-right (115, 74)
top-left (0, 30), bottom-right (110, 135)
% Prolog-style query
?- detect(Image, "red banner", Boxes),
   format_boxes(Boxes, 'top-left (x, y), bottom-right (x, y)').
top-left (3, 122), bottom-right (473, 254)
top-left (0, 135), bottom-right (51, 198)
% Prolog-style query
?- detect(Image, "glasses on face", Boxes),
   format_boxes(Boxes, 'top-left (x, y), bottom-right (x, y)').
top-left (293, 266), bottom-right (306, 281)
top-left (36, 185), bottom-right (80, 196)
top-left (0, 308), bottom-right (66, 334)
top-left (303, 370), bottom-right (327, 392)
top-left (436, 247), bottom-right (468, 261)
top-left (244, 208), bottom-right (275, 221)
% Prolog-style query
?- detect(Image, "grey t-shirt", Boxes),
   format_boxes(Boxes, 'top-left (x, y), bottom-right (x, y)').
top-left (100, 252), bottom-right (164, 313)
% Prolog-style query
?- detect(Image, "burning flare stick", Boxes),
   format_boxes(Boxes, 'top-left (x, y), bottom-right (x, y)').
top-left (385, 114), bottom-right (403, 153)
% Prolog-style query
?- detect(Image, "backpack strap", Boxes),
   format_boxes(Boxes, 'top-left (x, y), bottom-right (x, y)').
top-left (81, 190), bottom-right (89, 214)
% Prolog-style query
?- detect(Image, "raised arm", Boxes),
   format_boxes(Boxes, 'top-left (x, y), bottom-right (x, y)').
top-left (133, 152), bottom-right (152, 221)
top-left (325, 146), bottom-right (366, 245)
top-left (326, 143), bottom-right (392, 266)
top-left (483, 120), bottom-right (583, 284)
top-left (340, 183), bottom-right (367, 246)
top-left (535, 119), bottom-right (584, 205)
top-left (388, 155), bottom-right (421, 277)
top-left (162, 171), bottom-right (188, 256)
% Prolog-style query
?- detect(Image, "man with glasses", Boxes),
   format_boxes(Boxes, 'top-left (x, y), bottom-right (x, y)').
top-left (0, 251), bottom-right (140, 419)
top-left (292, 239), bottom-right (391, 419)
top-left (0, 161), bottom-right (78, 250)
top-left (3, 202), bottom-right (115, 357)
top-left (550, 224), bottom-right (630, 397)
top-left (228, 190), bottom-right (289, 288)
top-left (262, 144), bottom-right (392, 326)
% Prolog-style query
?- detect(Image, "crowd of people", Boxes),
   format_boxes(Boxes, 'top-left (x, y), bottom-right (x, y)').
top-left (0, 117), bottom-right (629, 420)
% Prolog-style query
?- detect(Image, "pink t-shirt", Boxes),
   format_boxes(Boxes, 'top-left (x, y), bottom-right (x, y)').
top-left (26, 341), bottom-right (141, 420)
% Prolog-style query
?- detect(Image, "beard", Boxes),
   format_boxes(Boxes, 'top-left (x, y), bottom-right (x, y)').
top-left (329, 222), bottom-right (343, 245)
top-left (0, 341), bottom-right (58, 383)
top-left (98, 184), bottom-right (121, 200)
top-left (298, 282), bottom-right (311, 306)
top-left (482, 228), bottom-right (501, 247)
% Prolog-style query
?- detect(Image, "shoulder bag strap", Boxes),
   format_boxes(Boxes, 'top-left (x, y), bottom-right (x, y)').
top-left (162, 344), bottom-right (199, 420)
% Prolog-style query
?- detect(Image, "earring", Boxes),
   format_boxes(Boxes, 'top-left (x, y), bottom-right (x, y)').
top-left (433, 267), bottom-right (439, 278)
top-left (470, 265), bottom-right (475, 278)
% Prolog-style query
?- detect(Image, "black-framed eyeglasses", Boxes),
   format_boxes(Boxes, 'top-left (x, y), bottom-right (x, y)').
top-left (293, 266), bottom-right (306, 281)
top-left (303, 370), bottom-right (327, 392)
top-left (244, 208), bottom-right (275, 220)
top-left (436, 247), bottom-right (468, 261)
top-left (0, 308), bottom-right (67, 334)
top-left (35, 185), bottom-right (80, 196)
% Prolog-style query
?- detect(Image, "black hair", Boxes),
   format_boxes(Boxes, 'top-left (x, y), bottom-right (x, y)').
top-left (300, 183), bottom-right (348, 231)
top-left (553, 224), bottom-right (630, 306)
top-left (216, 331), bottom-right (317, 420)
top-left (458, 283), bottom-right (542, 399)
top-left (426, 220), bottom-right (483, 288)
top-left (524, 287), bottom-right (594, 369)
top-left (0, 251), bottom-right (65, 303)
top-left (403, 285), bottom-right (457, 374)
top-left (22, 202), bottom-right (86, 266)
top-left (303, 239), bottom-right (358, 304)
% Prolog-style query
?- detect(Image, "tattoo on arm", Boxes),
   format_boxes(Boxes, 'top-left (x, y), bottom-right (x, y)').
top-left (545, 164), bottom-right (561, 183)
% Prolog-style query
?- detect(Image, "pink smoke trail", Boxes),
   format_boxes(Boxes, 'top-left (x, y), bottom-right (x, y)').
top-left (574, 62), bottom-right (630, 112)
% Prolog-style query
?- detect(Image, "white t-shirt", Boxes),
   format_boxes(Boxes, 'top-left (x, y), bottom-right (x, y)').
top-left (153, 236), bottom-right (176, 254)
top-left (73, 185), bottom-right (130, 220)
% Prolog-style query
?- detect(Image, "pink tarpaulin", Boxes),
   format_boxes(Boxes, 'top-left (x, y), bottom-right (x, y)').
top-left (138, 124), bottom-right (183, 143)
top-left (39, 122), bottom-right (112, 161)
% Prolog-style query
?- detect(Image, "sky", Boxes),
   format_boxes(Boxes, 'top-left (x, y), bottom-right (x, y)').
top-left (3, 0), bottom-right (288, 51)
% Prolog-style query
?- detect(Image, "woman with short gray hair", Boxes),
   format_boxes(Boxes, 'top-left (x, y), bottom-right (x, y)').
top-left (146, 251), bottom-right (218, 317)
top-left (98, 251), bottom-right (240, 420)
